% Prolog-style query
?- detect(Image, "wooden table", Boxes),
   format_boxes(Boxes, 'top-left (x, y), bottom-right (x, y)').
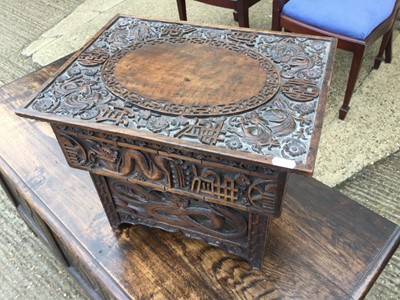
top-left (1, 56), bottom-right (399, 299)
top-left (17, 16), bottom-right (337, 269)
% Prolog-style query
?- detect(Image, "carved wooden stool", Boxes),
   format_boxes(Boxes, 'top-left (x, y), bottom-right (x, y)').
top-left (18, 15), bottom-right (336, 269)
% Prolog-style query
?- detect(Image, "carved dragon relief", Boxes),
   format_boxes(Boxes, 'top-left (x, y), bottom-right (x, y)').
top-left (55, 129), bottom-right (283, 216)
top-left (111, 180), bottom-right (248, 240)
top-left (108, 175), bottom-right (272, 268)
top-left (27, 16), bottom-right (332, 163)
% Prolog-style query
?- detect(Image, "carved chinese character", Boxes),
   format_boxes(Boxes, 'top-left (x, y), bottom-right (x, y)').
top-left (175, 119), bottom-right (224, 145)
top-left (96, 106), bottom-right (134, 126)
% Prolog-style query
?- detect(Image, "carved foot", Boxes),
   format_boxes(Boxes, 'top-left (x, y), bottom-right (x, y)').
top-left (233, 10), bottom-right (238, 22)
top-left (339, 106), bottom-right (349, 120)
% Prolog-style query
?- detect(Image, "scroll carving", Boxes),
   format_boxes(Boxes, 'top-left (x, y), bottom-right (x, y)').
top-left (78, 49), bottom-right (110, 66)
top-left (59, 133), bottom-right (87, 166)
top-left (248, 180), bottom-right (278, 211)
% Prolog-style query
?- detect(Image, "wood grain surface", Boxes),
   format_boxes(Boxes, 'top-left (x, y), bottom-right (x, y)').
top-left (114, 42), bottom-right (267, 105)
top-left (0, 57), bottom-right (399, 299)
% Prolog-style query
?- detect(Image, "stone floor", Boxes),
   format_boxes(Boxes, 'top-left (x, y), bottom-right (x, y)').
top-left (0, 0), bottom-right (399, 298)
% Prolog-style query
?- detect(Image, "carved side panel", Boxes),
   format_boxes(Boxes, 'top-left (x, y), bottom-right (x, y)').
top-left (110, 179), bottom-right (248, 241)
top-left (53, 125), bottom-right (288, 217)
top-left (91, 174), bottom-right (271, 269)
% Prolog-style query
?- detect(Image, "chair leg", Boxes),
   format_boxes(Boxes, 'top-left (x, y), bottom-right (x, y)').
top-left (176, 0), bottom-right (187, 21)
top-left (271, 0), bottom-right (283, 31)
top-left (236, 0), bottom-right (250, 27)
top-left (374, 30), bottom-right (393, 69)
top-left (385, 30), bottom-right (393, 64)
top-left (233, 10), bottom-right (239, 22)
top-left (339, 46), bottom-right (365, 120)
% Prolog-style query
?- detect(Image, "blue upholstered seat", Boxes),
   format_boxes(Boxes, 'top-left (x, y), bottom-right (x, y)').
top-left (282, 0), bottom-right (397, 39)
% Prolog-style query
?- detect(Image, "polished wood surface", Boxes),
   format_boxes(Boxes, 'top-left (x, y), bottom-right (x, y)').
top-left (113, 42), bottom-right (267, 105)
top-left (1, 57), bottom-right (399, 299)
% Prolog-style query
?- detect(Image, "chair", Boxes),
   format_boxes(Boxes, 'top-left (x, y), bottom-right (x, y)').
top-left (176, 0), bottom-right (260, 28)
top-left (272, 0), bottom-right (400, 120)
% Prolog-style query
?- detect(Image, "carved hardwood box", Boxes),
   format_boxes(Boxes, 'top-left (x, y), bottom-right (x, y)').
top-left (18, 15), bottom-right (336, 269)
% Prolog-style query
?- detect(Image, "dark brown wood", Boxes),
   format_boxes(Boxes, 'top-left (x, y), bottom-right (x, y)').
top-left (177, 0), bottom-right (187, 21)
top-left (1, 57), bottom-right (399, 298)
top-left (17, 15), bottom-right (336, 175)
top-left (176, 0), bottom-right (260, 27)
top-left (16, 16), bottom-right (336, 269)
top-left (271, 0), bottom-right (400, 120)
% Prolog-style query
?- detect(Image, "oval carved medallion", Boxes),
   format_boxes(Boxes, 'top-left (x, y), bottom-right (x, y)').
top-left (102, 38), bottom-right (281, 116)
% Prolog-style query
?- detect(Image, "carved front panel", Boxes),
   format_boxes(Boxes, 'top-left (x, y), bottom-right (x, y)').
top-left (53, 125), bottom-right (287, 217)
top-left (90, 173), bottom-right (271, 269)
top-left (23, 16), bottom-right (334, 166)
top-left (111, 179), bottom-right (249, 242)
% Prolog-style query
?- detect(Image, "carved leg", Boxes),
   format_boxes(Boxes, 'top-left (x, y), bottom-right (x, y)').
top-left (90, 173), bottom-right (121, 228)
top-left (248, 213), bottom-right (271, 270)
top-left (176, 0), bottom-right (187, 21)
top-left (374, 30), bottom-right (393, 69)
top-left (339, 45), bottom-right (365, 120)
top-left (233, 10), bottom-right (238, 22)
top-left (236, 0), bottom-right (250, 27)
top-left (384, 30), bottom-right (393, 64)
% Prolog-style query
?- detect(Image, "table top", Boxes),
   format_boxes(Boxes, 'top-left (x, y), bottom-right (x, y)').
top-left (17, 15), bottom-right (336, 175)
top-left (2, 57), bottom-right (399, 300)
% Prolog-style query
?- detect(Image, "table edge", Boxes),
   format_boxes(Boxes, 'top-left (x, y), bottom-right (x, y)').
top-left (16, 14), bottom-right (338, 175)
top-left (348, 226), bottom-right (400, 299)
top-left (0, 156), bottom-right (132, 300)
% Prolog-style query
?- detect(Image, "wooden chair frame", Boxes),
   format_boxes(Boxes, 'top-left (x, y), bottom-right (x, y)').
top-left (272, 0), bottom-right (400, 120)
top-left (177, 0), bottom-right (260, 27)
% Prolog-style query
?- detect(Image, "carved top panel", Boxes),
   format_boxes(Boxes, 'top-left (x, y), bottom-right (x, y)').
top-left (104, 41), bottom-right (279, 116)
top-left (21, 16), bottom-right (336, 171)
